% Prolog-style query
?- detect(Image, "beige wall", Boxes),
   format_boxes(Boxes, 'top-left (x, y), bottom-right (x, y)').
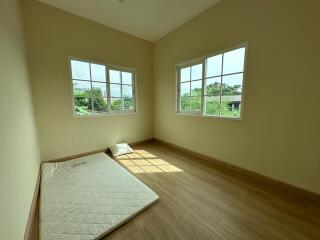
top-left (0, 0), bottom-right (41, 239)
top-left (154, 0), bottom-right (320, 194)
top-left (21, 0), bottom-right (154, 161)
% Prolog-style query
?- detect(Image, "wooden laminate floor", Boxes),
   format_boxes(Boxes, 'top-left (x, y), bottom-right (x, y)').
top-left (104, 142), bottom-right (320, 240)
top-left (34, 142), bottom-right (320, 240)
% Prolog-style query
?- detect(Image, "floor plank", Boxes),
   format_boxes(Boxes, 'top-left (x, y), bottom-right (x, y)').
top-left (103, 142), bottom-right (320, 240)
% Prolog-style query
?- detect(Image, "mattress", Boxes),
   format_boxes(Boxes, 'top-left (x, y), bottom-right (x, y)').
top-left (40, 153), bottom-right (159, 240)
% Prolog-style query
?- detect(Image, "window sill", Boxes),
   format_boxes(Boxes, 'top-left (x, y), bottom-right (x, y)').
top-left (176, 112), bottom-right (242, 121)
top-left (73, 111), bottom-right (137, 118)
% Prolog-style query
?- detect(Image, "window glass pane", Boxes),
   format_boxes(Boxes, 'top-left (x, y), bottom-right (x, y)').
top-left (92, 97), bottom-right (108, 113)
top-left (92, 82), bottom-right (107, 97)
top-left (191, 64), bottom-right (202, 80)
top-left (111, 98), bottom-right (122, 111)
top-left (206, 54), bottom-right (222, 77)
top-left (91, 63), bottom-right (106, 82)
top-left (190, 96), bottom-right (201, 112)
top-left (110, 84), bottom-right (121, 97)
top-left (220, 95), bottom-right (241, 118)
top-left (180, 96), bottom-right (190, 112)
top-left (205, 77), bottom-right (221, 96)
top-left (73, 80), bottom-right (91, 97)
top-left (180, 82), bottom-right (190, 97)
top-left (122, 85), bottom-right (133, 98)
top-left (122, 72), bottom-right (132, 85)
top-left (222, 73), bottom-right (243, 95)
top-left (176, 46), bottom-right (246, 118)
top-left (223, 47), bottom-right (245, 75)
top-left (205, 96), bottom-right (220, 116)
top-left (74, 97), bottom-right (92, 115)
top-left (71, 60), bottom-right (90, 80)
top-left (124, 98), bottom-right (134, 110)
top-left (180, 67), bottom-right (190, 82)
top-left (109, 70), bottom-right (121, 83)
top-left (191, 80), bottom-right (202, 96)
top-left (71, 59), bottom-right (136, 115)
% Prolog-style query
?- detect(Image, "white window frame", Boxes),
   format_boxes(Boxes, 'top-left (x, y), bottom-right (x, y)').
top-left (176, 43), bottom-right (248, 120)
top-left (69, 57), bottom-right (137, 117)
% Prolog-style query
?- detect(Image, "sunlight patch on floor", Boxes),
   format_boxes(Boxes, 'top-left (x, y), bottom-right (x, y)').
top-left (116, 150), bottom-right (183, 173)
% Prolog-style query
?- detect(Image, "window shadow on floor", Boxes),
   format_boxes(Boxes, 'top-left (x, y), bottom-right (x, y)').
top-left (116, 150), bottom-right (184, 174)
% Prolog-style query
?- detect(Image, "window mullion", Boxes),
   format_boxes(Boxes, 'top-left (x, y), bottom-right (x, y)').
top-left (201, 59), bottom-right (206, 115)
top-left (177, 67), bottom-right (180, 113)
top-left (189, 68), bottom-right (192, 111)
top-left (132, 71), bottom-right (136, 112)
top-left (120, 71), bottom-right (124, 110)
top-left (89, 63), bottom-right (94, 113)
top-left (106, 67), bottom-right (111, 113)
top-left (219, 54), bottom-right (224, 116)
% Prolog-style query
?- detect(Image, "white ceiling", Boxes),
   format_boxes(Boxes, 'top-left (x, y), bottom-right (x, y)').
top-left (38, 0), bottom-right (222, 42)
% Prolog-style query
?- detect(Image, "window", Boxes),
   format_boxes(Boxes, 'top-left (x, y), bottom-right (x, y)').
top-left (70, 58), bottom-right (136, 116)
top-left (177, 44), bottom-right (247, 119)
top-left (179, 63), bottom-right (203, 113)
top-left (109, 69), bottom-right (134, 111)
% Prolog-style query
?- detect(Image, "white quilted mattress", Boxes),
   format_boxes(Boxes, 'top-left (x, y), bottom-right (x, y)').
top-left (40, 153), bottom-right (159, 240)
